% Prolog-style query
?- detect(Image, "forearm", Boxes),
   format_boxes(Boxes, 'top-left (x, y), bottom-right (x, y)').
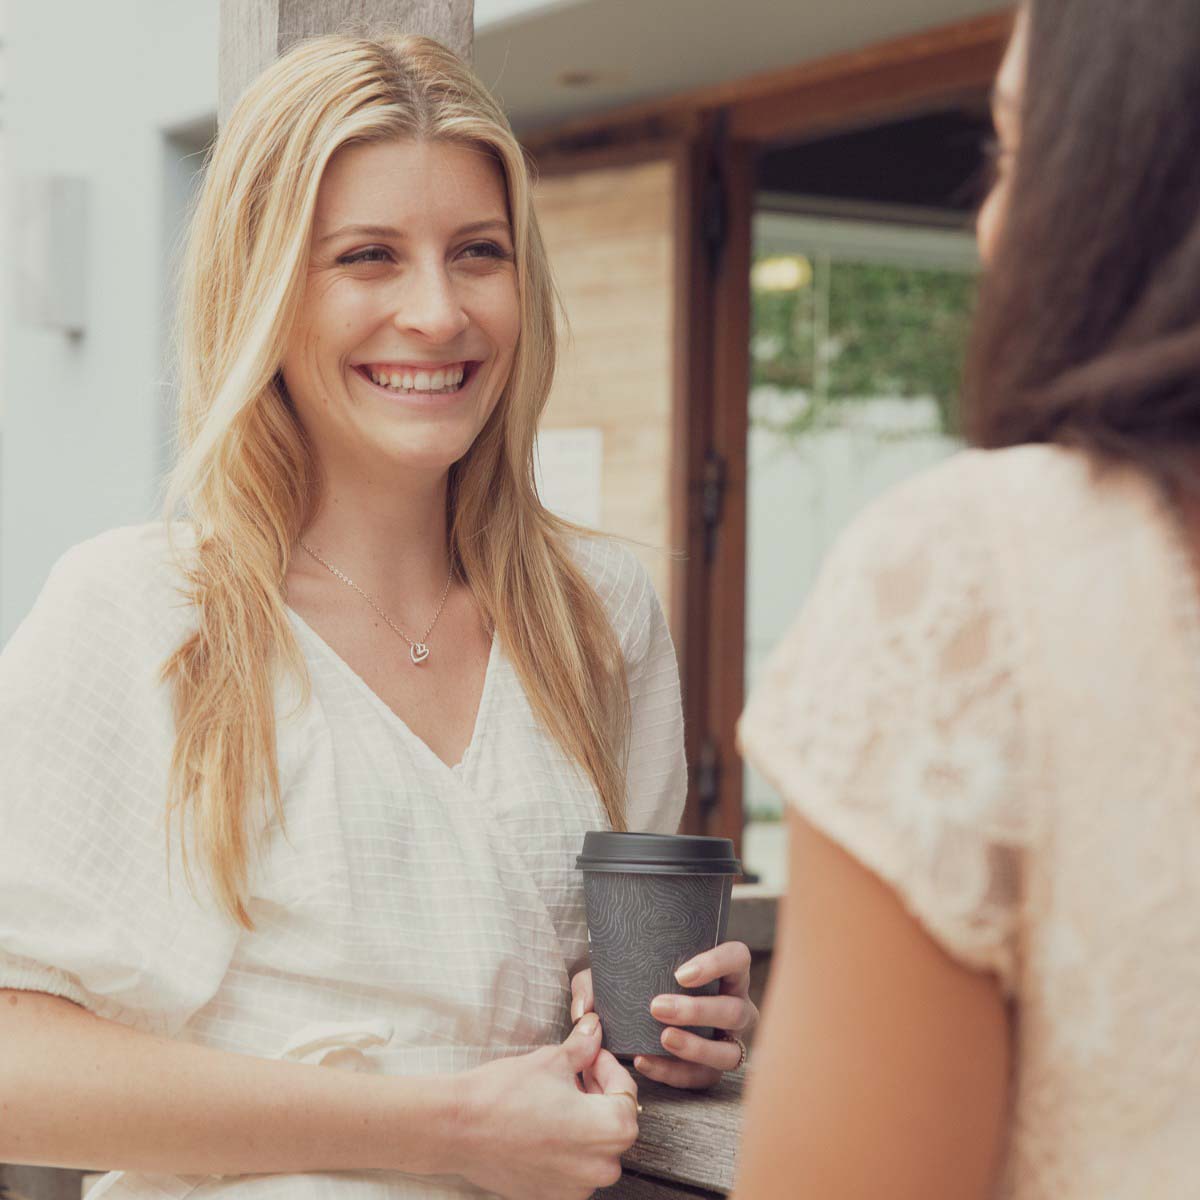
top-left (0, 990), bottom-right (463, 1178)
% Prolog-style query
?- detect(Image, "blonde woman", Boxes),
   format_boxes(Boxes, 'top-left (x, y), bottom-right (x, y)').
top-left (0, 35), bottom-right (755, 1200)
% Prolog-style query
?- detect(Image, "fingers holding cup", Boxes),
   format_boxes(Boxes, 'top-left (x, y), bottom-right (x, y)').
top-left (649, 991), bottom-right (748, 1032)
top-left (674, 940), bottom-right (753, 995)
top-left (633, 1053), bottom-right (722, 1091)
top-left (570, 967), bottom-right (595, 1023)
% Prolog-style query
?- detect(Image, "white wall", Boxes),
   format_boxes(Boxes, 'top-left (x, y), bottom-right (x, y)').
top-left (1, 0), bottom-right (218, 639)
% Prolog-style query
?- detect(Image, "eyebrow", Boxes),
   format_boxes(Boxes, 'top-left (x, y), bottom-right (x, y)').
top-left (317, 219), bottom-right (512, 245)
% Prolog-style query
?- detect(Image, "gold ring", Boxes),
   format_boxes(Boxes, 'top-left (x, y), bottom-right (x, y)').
top-left (614, 1089), bottom-right (644, 1115)
top-left (717, 1031), bottom-right (748, 1070)
top-left (730, 1037), bottom-right (748, 1070)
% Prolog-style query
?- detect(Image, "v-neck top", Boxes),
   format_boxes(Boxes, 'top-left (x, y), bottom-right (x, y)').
top-left (0, 522), bottom-right (687, 1199)
top-left (284, 605), bottom-right (500, 777)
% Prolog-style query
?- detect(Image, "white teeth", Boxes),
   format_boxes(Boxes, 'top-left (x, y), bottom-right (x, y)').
top-left (363, 364), bottom-right (468, 393)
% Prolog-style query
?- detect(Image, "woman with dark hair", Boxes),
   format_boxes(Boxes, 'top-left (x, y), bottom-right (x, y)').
top-left (732, 2), bottom-right (1200, 1196)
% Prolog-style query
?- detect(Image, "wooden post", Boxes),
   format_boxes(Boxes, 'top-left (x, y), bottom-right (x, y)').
top-left (219, 0), bottom-right (475, 125)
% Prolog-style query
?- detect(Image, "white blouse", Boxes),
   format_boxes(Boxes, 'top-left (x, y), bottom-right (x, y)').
top-left (0, 523), bottom-right (687, 1199)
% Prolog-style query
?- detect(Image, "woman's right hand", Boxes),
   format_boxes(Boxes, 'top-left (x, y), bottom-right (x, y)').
top-left (455, 1014), bottom-right (640, 1199)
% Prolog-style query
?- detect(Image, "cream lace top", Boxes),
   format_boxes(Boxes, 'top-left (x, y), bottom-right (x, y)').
top-left (0, 524), bottom-right (686, 1199)
top-left (739, 444), bottom-right (1200, 1198)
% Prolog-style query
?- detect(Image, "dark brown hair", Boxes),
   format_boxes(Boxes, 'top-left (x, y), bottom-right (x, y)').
top-left (965, 0), bottom-right (1200, 493)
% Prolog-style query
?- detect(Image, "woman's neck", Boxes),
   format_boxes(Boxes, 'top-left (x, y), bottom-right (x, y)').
top-left (297, 466), bottom-right (453, 611)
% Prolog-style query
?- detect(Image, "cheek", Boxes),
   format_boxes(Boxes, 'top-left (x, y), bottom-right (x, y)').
top-left (479, 277), bottom-right (521, 360)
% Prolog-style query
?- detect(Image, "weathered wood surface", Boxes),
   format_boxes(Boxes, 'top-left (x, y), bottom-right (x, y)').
top-left (605, 1065), bottom-right (746, 1196)
top-left (219, 0), bottom-right (475, 124)
top-left (0, 1164), bottom-right (86, 1199)
top-left (599, 1168), bottom-right (724, 1199)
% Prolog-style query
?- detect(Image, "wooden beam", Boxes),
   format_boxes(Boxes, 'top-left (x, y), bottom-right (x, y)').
top-left (522, 9), bottom-right (1011, 156)
top-left (219, 0), bottom-right (475, 125)
top-left (726, 10), bottom-right (1011, 143)
top-left (704, 138), bottom-right (753, 853)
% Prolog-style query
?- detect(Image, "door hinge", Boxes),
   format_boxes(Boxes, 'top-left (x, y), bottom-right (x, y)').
top-left (695, 735), bottom-right (722, 823)
top-left (702, 448), bottom-right (727, 563)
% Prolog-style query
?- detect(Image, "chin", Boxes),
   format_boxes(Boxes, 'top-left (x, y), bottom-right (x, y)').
top-left (374, 433), bottom-right (482, 475)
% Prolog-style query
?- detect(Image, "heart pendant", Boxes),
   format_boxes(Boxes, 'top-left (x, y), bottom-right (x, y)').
top-left (410, 643), bottom-right (430, 666)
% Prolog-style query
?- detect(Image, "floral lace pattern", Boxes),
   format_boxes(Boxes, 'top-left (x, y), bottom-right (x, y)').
top-left (739, 445), bottom-right (1200, 1198)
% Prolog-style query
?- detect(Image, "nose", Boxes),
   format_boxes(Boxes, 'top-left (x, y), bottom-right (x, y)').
top-left (391, 257), bottom-right (471, 344)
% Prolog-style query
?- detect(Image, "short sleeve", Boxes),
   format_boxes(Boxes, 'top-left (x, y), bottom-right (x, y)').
top-left (571, 536), bottom-right (687, 836)
top-left (0, 527), bottom-right (238, 1033)
top-left (622, 573), bottom-right (687, 836)
top-left (738, 458), bottom-right (1028, 992)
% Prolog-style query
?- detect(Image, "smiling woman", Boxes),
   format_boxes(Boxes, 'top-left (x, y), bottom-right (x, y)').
top-left (0, 32), bottom-right (757, 1200)
top-left (283, 140), bottom-right (520, 484)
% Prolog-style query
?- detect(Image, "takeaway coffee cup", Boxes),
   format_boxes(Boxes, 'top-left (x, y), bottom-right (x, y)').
top-left (576, 831), bottom-right (741, 1060)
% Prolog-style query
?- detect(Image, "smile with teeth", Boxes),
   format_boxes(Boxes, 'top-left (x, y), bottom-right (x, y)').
top-left (360, 362), bottom-right (471, 395)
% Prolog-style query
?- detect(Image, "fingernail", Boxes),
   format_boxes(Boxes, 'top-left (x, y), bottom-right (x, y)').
top-left (578, 1014), bottom-right (599, 1036)
top-left (571, 1001), bottom-right (581, 1021)
top-left (650, 996), bottom-right (676, 1018)
top-left (676, 963), bottom-right (700, 984)
top-left (662, 1028), bottom-right (683, 1049)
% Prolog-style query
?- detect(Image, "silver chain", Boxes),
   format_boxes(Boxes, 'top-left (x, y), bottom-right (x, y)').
top-left (298, 540), bottom-right (454, 666)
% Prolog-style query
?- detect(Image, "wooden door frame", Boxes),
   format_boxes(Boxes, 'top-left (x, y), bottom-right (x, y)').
top-left (527, 10), bottom-right (1012, 856)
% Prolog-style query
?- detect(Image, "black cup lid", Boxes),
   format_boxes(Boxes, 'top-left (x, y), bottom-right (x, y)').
top-left (576, 831), bottom-right (741, 875)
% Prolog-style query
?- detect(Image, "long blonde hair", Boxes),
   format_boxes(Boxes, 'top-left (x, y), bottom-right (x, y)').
top-left (162, 34), bottom-right (630, 927)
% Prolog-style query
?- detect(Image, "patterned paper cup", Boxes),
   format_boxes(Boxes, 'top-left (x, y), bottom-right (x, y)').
top-left (576, 831), bottom-right (741, 1060)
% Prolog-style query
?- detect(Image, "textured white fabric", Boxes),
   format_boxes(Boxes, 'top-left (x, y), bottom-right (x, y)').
top-left (739, 444), bottom-right (1200, 1198)
top-left (0, 523), bottom-right (686, 1199)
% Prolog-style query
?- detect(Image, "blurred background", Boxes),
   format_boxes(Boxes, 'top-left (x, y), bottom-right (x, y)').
top-left (0, 0), bottom-right (1008, 895)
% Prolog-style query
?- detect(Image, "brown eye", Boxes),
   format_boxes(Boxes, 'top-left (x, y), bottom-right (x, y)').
top-left (461, 241), bottom-right (512, 261)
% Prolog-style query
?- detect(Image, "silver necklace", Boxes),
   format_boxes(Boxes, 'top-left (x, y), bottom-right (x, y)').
top-left (299, 540), bottom-right (454, 666)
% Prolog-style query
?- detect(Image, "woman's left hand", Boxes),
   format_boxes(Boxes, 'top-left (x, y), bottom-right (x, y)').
top-left (569, 941), bottom-right (758, 1091)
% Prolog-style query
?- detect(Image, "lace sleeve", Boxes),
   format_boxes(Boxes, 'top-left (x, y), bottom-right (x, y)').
top-left (738, 458), bottom-right (1028, 993)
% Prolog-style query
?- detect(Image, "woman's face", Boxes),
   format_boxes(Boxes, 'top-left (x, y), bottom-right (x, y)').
top-left (977, 9), bottom-right (1029, 267)
top-left (281, 138), bottom-right (520, 482)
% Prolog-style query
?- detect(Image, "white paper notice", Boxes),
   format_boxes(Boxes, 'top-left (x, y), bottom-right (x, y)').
top-left (535, 427), bottom-right (604, 529)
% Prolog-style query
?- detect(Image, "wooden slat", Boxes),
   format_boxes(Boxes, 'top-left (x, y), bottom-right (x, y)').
top-left (619, 1067), bottom-right (747, 1193)
top-left (704, 140), bottom-right (754, 853)
top-left (218, 0), bottom-right (475, 125)
top-left (670, 119), bottom-right (719, 837)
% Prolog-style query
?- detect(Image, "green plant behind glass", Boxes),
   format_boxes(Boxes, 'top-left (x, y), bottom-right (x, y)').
top-left (751, 254), bottom-right (977, 438)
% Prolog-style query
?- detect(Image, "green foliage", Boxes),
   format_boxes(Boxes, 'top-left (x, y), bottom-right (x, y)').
top-left (751, 254), bottom-right (977, 438)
